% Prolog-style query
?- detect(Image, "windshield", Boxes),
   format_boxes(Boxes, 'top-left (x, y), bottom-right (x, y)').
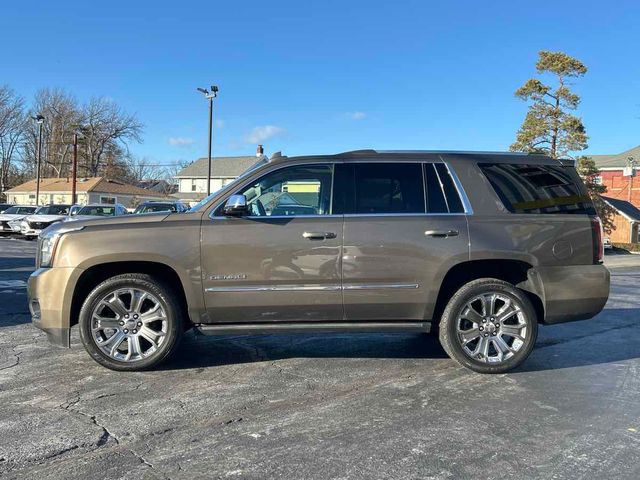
top-left (188, 159), bottom-right (266, 213)
top-left (35, 205), bottom-right (71, 215)
top-left (135, 203), bottom-right (176, 214)
top-left (3, 206), bottom-right (37, 215)
top-left (77, 206), bottom-right (116, 216)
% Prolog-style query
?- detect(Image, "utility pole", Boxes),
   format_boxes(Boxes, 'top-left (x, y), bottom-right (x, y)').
top-left (197, 85), bottom-right (219, 196)
top-left (628, 157), bottom-right (636, 203)
top-left (72, 132), bottom-right (79, 204)
top-left (32, 115), bottom-right (45, 206)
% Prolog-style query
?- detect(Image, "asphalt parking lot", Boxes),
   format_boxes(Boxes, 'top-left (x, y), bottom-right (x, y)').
top-left (1, 237), bottom-right (639, 479)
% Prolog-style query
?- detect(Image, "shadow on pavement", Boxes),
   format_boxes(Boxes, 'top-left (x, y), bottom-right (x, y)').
top-left (157, 308), bottom-right (640, 372)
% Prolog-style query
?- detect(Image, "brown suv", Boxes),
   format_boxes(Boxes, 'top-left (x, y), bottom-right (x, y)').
top-left (28, 150), bottom-right (610, 373)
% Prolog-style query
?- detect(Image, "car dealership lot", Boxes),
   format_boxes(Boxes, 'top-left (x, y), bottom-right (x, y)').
top-left (0, 237), bottom-right (639, 479)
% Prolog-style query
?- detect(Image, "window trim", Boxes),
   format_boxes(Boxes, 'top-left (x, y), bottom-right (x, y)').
top-left (210, 162), bottom-right (337, 220)
top-left (209, 159), bottom-right (473, 220)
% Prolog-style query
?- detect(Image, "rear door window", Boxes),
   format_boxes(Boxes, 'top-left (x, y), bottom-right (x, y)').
top-left (353, 163), bottom-right (425, 214)
top-left (479, 163), bottom-right (596, 215)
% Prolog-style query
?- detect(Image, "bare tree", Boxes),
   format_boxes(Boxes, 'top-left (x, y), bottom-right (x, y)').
top-left (22, 89), bottom-right (81, 178)
top-left (80, 97), bottom-right (143, 176)
top-left (0, 85), bottom-right (27, 196)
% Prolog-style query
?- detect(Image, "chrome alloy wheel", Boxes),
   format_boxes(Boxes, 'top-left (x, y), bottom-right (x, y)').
top-left (456, 292), bottom-right (528, 364)
top-left (90, 288), bottom-right (168, 362)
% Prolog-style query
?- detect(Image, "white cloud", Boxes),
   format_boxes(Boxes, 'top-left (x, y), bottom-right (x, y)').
top-left (346, 111), bottom-right (367, 120)
top-left (168, 137), bottom-right (195, 147)
top-left (244, 125), bottom-right (285, 144)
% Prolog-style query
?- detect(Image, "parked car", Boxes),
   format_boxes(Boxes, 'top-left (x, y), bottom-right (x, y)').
top-left (0, 203), bottom-right (14, 214)
top-left (65, 203), bottom-right (128, 222)
top-left (133, 201), bottom-right (188, 214)
top-left (603, 237), bottom-right (612, 250)
top-left (0, 205), bottom-right (38, 235)
top-left (29, 150), bottom-right (610, 373)
top-left (20, 204), bottom-right (73, 239)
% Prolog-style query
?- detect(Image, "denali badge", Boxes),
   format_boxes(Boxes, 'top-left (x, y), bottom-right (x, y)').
top-left (210, 274), bottom-right (248, 281)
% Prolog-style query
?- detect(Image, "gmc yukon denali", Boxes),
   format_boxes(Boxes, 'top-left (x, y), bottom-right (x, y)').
top-left (28, 150), bottom-right (610, 373)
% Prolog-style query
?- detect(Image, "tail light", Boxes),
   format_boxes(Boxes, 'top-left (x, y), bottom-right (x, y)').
top-left (590, 216), bottom-right (604, 264)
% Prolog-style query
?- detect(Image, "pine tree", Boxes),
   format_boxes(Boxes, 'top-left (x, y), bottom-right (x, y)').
top-left (510, 51), bottom-right (588, 159)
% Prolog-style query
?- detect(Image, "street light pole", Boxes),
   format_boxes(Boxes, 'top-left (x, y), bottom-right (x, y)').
top-left (32, 115), bottom-right (45, 206)
top-left (197, 85), bottom-right (218, 197)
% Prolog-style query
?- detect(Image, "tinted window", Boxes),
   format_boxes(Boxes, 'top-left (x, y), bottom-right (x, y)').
top-left (226, 164), bottom-right (334, 216)
top-left (37, 205), bottom-right (70, 215)
top-left (434, 164), bottom-right (464, 213)
top-left (424, 164), bottom-right (448, 213)
top-left (77, 206), bottom-right (116, 216)
top-left (4, 206), bottom-right (37, 215)
top-left (352, 163), bottom-right (425, 214)
top-left (479, 163), bottom-right (596, 215)
top-left (135, 203), bottom-right (177, 213)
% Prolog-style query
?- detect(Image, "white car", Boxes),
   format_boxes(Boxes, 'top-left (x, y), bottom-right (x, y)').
top-left (20, 204), bottom-right (73, 238)
top-left (603, 237), bottom-right (613, 250)
top-left (0, 205), bottom-right (38, 235)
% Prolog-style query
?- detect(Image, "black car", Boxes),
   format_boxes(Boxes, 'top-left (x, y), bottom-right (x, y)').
top-left (0, 204), bottom-right (14, 214)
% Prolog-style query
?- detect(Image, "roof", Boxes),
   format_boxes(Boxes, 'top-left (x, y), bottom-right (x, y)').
top-left (268, 149), bottom-right (565, 166)
top-left (591, 145), bottom-right (640, 169)
top-left (602, 196), bottom-right (640, 222)
top-left (175, 156), bottom-right (260, 178)
top-left (6, 177), bottom-right (168, 198)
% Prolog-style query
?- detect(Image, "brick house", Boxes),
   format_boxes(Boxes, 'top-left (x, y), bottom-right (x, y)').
top-left (592, 145), bottom-right (639, 209)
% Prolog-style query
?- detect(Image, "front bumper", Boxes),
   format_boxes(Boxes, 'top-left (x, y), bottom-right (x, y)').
top-left (28, 266), bottom-right (83, 347)
top-left (523, 264), bottom-right (610, 324)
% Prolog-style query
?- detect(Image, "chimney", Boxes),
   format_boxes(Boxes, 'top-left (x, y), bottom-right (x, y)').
top-left (256, 144), bottom-right (264, 157)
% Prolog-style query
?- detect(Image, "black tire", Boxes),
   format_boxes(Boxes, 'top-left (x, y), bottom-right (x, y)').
top-left (438, 278), bottom-right (538, 374)
top-left (79, 273), bottom-right (183, 371)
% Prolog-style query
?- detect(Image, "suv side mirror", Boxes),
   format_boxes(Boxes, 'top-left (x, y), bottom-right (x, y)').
top-left (223, 194), bottom-right (249, 216)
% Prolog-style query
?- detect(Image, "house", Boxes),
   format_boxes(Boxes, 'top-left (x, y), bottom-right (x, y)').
top-left (173, 146), bottom-right (265, 204)
top-left (136, 179), bottom-right (177, 196)
top-left (5, 177), bottom-right (169, 207)
top-left (592, 145), bottom-right (639, 208)
top-left (602, 196), bottom-right (640, 244)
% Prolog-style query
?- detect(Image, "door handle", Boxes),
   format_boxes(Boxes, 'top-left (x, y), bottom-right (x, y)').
top-left (424, 230), bottom-right (459, 238)
top-left (303, 231), bottom-right (337, 240)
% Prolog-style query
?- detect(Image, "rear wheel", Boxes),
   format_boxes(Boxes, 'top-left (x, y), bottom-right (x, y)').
top-left (439, 278), bottom-right (538, 373)
top-left (79, 273), bottom-right (183, 371)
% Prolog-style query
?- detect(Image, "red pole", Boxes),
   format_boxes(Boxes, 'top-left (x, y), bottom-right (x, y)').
top-left (72, 133), bottom-right (78, 204)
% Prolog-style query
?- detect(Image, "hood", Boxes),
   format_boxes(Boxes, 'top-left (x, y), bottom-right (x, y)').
top-left (60, 212), bottom-right (171, 228)
top-left (24, 214), bottom-right (67, 223)
top-left (0, 214), bottom-right (29, 222)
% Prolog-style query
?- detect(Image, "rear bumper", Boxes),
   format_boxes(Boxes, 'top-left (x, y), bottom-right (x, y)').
top-left (523, 264), bottom-right (610, 324)
top-left (28, 266), bottom-right (83, 347)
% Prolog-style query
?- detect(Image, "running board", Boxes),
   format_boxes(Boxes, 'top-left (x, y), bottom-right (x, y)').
top-left (194, 321), bottom-right (431, 336)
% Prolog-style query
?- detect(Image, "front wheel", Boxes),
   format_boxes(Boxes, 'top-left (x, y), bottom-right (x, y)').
top-left (438, 278), bottom-right (538, 374)
top-left (79, 273), bottom-right (183, 371)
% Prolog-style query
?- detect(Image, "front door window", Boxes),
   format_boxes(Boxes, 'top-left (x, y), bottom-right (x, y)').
top-left (221, 164), bottom-right (334, 217)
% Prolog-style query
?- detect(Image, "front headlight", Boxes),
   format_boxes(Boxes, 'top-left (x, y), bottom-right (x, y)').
top-left (39, 225), bottom-right (85, 268)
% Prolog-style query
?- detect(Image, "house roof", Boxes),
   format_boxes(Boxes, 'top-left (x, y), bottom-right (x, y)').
top-left (6, 177), bottom-right (168, 198)
top-left (602, 196), bottom-right (640, 222)
top-left (175, 156), bottom-right (260, 178)
top-left (591, 145), bottom-right (640, 169)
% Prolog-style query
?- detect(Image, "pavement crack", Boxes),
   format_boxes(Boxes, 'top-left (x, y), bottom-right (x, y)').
top-left (0, 346), bottom-right (22, 371)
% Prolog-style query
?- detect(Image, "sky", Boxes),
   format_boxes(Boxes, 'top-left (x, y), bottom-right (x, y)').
top-left (2, 0), bottom-right (639, 165)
